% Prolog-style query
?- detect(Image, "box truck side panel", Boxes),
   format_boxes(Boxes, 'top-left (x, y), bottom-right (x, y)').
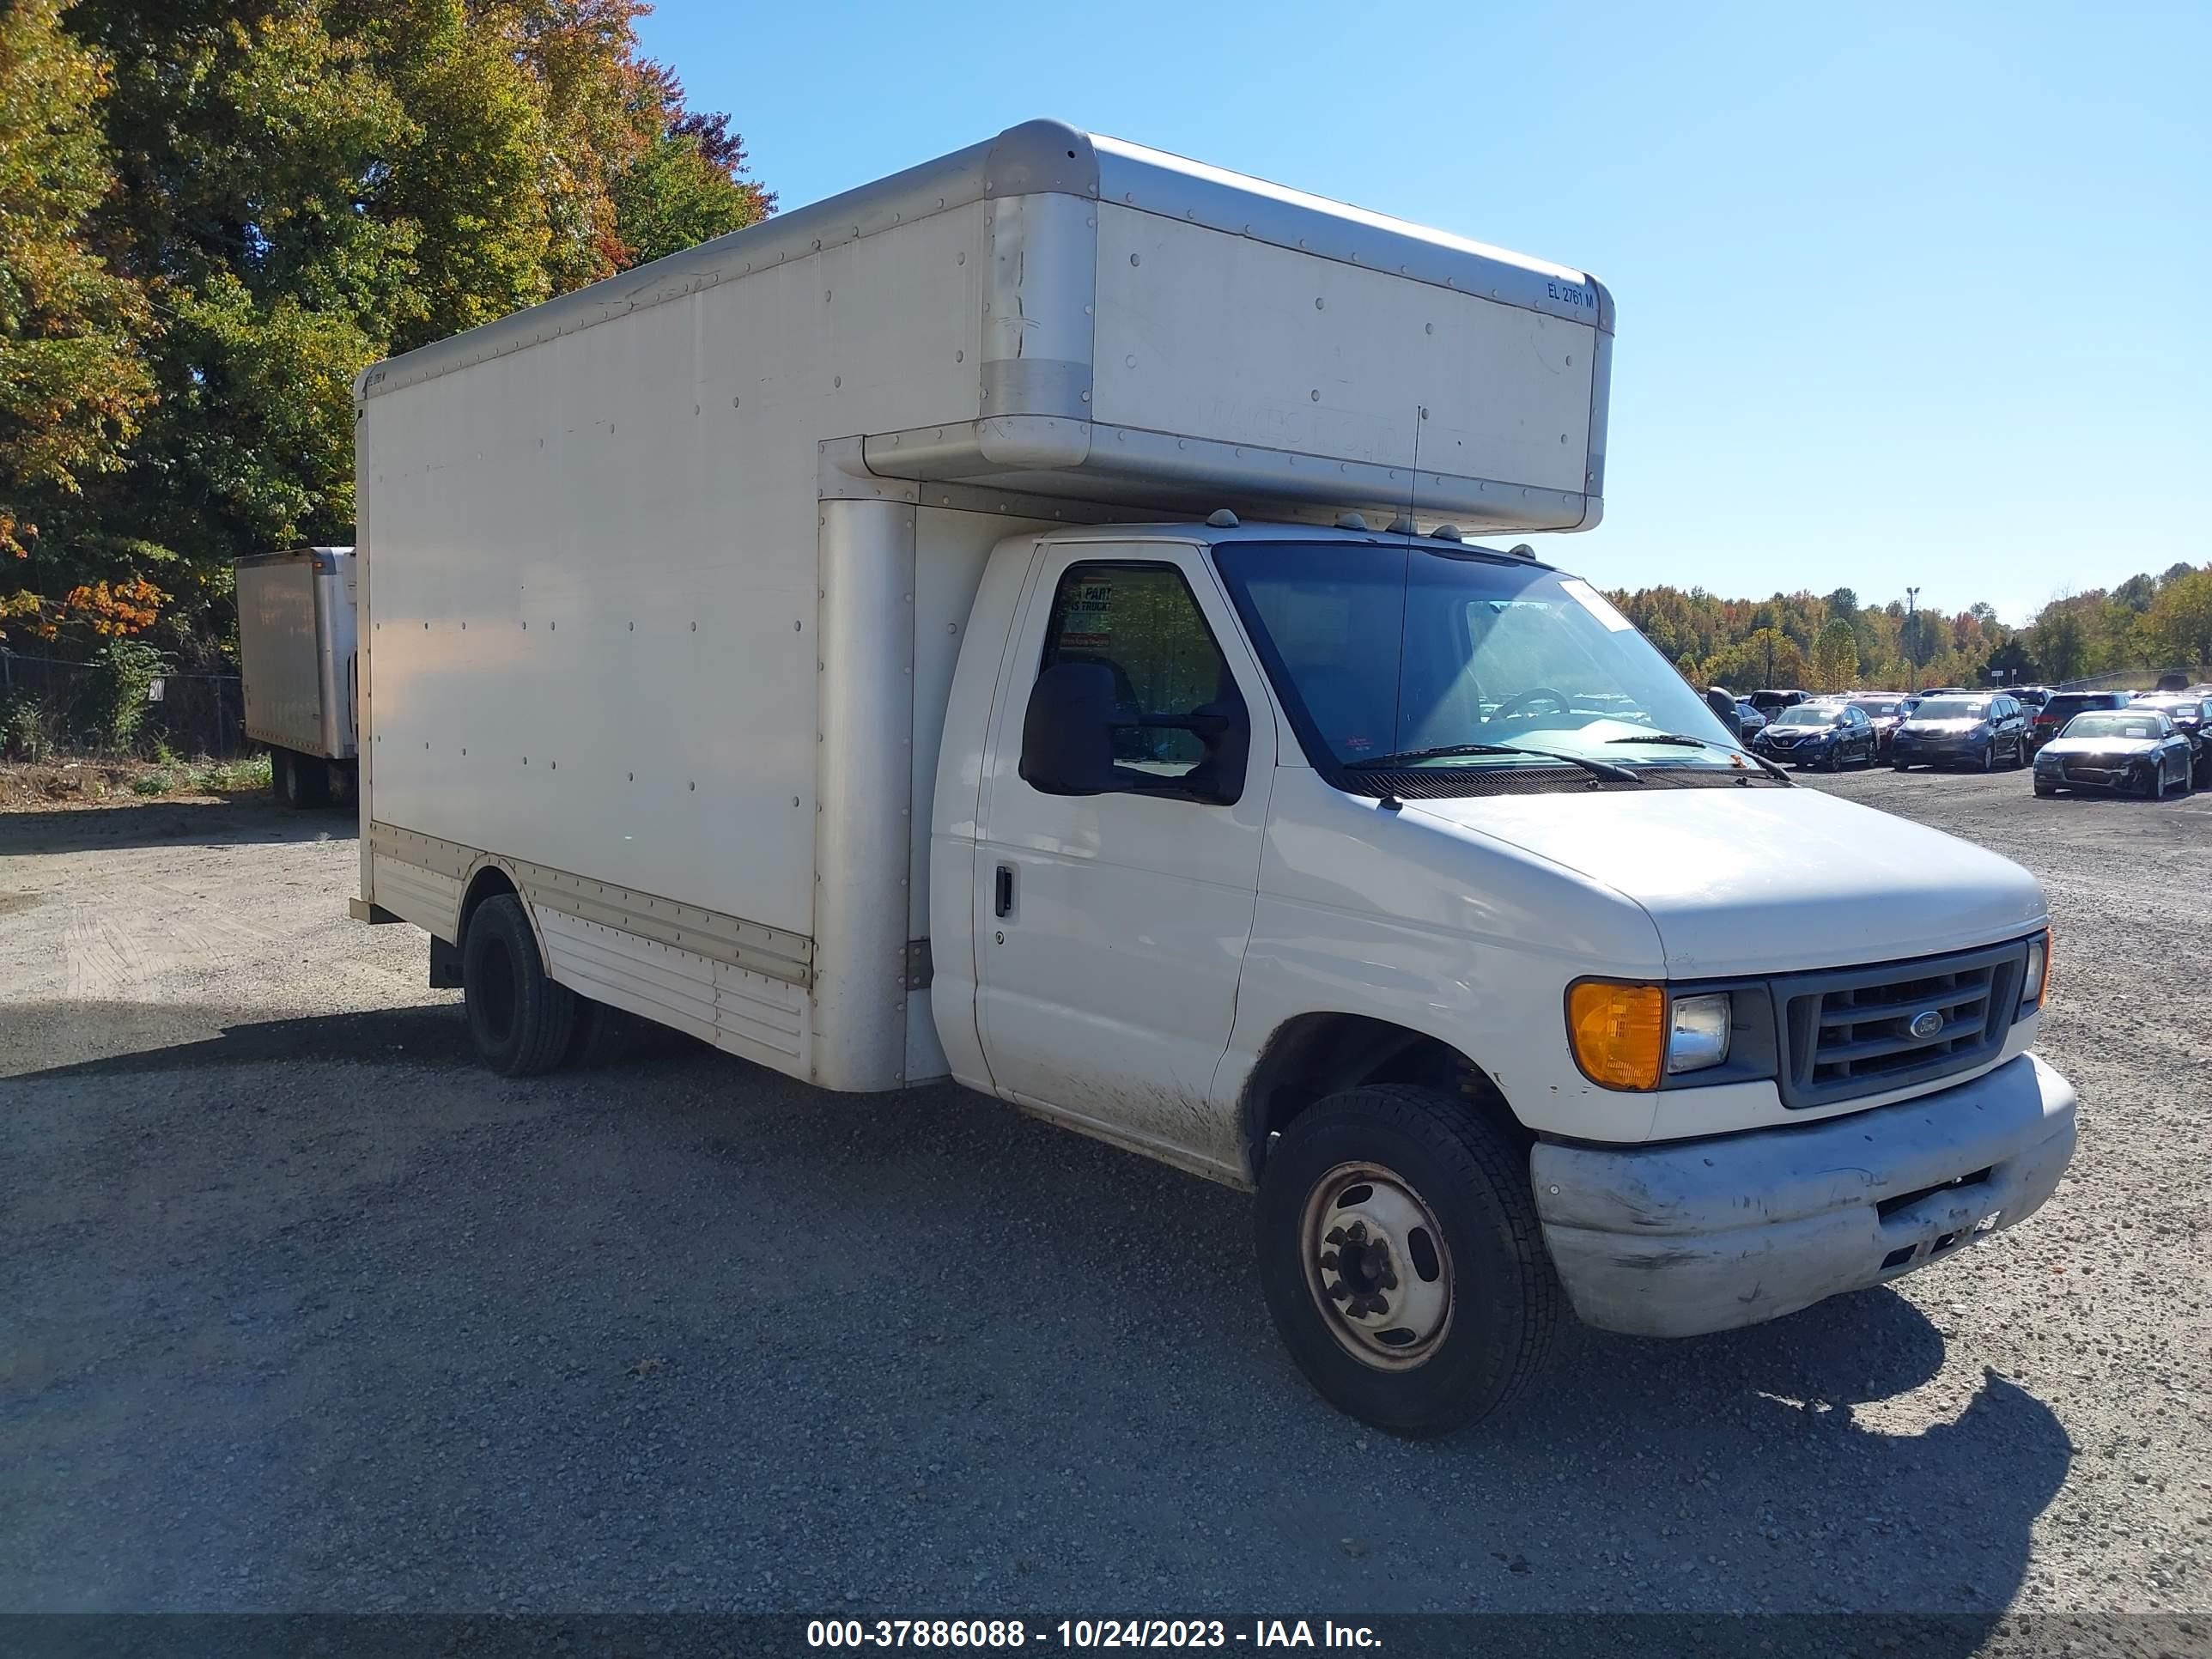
top-left (238, 556), bottom-right (332, 756)
top-left (362, 210), bottom-right (987, 949)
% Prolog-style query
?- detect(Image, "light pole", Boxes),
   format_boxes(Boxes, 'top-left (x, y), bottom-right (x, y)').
top-left (1905, 586), bottom-right (1920, 692)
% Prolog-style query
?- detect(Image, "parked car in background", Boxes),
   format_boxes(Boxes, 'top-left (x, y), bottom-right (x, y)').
top-left (2033, 708), bottom-right (2196, 799)
top-left (1747, 688), bottom-right (1810, 720)
top-left (1750, 699), bottom-right (1879, 770)
top-left (2131, 694), bottom-right (2212, 781)
top-left (1848, 693), bottom-right (1907, 756)
top-left (2010, 685), bottom-right (2052, 708)
top-left (1897, 687), bottom-right (1966, 719)
top-left (1734, 699), bottom-right (1768, 738)
top-left (1892, 693), bottom-right (2032, 772)
top-left (2030, 690), bottom-right (2132, 752)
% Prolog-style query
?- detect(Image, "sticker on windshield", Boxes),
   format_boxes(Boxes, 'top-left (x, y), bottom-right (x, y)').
top-left (1559, 578), bottom-right (1634, 632)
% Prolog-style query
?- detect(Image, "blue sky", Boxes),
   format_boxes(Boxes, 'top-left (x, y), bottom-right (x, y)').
top-left (636, 0), bottom-right (2208, 623)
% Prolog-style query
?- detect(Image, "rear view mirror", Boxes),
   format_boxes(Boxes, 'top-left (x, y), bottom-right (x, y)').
top-left (1020, 662), bottom-right (1120, 796)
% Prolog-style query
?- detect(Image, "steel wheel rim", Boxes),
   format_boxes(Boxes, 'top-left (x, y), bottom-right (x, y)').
top-left (1299, 1160), bottom-right (1454, 1370)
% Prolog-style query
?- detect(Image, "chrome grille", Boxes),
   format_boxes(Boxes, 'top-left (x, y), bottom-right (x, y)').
top-left (1777, 941), bottom-right (2027, 1109)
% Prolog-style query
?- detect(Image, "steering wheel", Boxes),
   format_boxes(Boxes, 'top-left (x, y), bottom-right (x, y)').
top-left (1487, 686), bottom-right (1573, 723)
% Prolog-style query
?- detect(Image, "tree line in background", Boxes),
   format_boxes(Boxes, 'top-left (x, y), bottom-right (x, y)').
top-left (1, 0), bottom-right (769, 662)
top-left (1613, 559), bottom-right (2212, 697)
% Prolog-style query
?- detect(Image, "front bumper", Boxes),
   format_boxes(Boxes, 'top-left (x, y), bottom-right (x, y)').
top-left (1754, 740), bottom-right (1828, 766)
top-left (1530, 1053), bottom-right (2076, 1338)
top-left (1893, 736), bottom-right (1983, 764)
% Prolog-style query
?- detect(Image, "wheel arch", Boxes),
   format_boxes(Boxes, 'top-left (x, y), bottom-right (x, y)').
top-left (1238, 1012), bottom-right (1526, 1184)
top-left (453, 860), bottom-right (545, 964)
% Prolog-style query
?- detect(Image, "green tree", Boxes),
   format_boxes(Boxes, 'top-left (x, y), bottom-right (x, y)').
top-left (0, 0), bottom-right (154, 637)
top-left (2144, 569), bottom-right (2212, 672)
top-left (1810, 619), bottom-right (1857, 692)
top-left (2033, 602), bottom-right (2091, 684)
top-left (50, 0), bottom-right (770, 651)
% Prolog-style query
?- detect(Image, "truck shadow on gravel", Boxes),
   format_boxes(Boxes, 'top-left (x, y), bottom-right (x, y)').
top-left (6, 1003), bottom-right (472, 1079)
top-left (0, 797), bottom-right (354, 856)
top-left (2, 1008), bottom-right (2075, 1621)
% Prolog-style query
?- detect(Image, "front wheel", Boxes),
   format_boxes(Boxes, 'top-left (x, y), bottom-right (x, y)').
top-left (1256, 1085), bottom-right (1559, 1436)
top-left (1978, 744), bottom-right (1995, 773)
top-left (2034, 780), bottom-right (2057, 798)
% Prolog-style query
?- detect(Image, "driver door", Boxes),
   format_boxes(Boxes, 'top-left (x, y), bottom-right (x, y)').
top-left (970, 540), bottom-right (1274, 1174)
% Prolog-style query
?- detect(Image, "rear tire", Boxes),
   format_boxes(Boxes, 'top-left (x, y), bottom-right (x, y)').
top-left (276, 747), bottom-right (329, 809)
top-left (462, 893), bottom-right (577, 1077)
top-left (1257, 1085), bottom-right (1559, 1437)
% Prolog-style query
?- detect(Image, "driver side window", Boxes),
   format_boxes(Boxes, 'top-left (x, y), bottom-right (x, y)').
top-left (1039, 562), bottom-right (1233, 781)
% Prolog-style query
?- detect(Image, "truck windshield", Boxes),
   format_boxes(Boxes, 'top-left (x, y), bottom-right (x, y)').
top-left (1211, 540), bottom-right (1741, 777)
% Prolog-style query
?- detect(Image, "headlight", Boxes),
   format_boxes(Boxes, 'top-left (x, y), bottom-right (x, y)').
top-left (1567, 983), bottom-right (1731, 1090)
top-left (1667, 993), bottom-right (1732, 1073)
top-left (2021, 928), bottom-right (2051, 1011)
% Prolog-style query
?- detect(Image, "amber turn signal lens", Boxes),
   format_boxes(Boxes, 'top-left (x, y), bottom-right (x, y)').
top-left (2023, 927), bottom-right (2051, 1010)
top-left (1567, 981), bottom-right (1665, 1091)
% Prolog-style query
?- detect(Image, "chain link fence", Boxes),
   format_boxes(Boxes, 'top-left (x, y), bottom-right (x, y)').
top-left (2056, 665), bottom-right (2212, 694)
top-left (0, 648), bottom-right (251, 762)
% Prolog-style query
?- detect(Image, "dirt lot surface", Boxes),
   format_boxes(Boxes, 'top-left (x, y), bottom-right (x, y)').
top-left (3, 770), bottom-right (2208, 1623)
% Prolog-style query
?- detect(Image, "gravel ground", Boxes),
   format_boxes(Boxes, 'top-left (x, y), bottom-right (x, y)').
top-left (2, 771), bottom-right (2207, 1621)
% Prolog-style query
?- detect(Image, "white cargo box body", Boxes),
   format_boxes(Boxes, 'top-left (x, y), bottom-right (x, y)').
top-left (355, 119), bottom-right (1613, 1091)
top-left (236, 547), bottom-right (356, 760)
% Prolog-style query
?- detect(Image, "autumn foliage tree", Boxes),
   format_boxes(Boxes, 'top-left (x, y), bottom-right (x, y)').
top-left (0, 0), bottom-right (771, 653)
top-left (0, 0), bottom-right (154, 638)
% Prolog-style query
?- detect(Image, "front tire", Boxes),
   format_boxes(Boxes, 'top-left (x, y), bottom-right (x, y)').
top-left (1978, 743), bottom-right (1995, 773)
top-left (2033, 780), bottom-right (2057, 798)
top-left (1257, 1085), bottom-right (1559, 1436)
top-left (462, 893), bottom-right (577, 1076)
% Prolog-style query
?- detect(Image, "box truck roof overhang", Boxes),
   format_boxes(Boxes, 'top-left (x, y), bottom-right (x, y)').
top-left (356, 119), bottom-right (1613, 534)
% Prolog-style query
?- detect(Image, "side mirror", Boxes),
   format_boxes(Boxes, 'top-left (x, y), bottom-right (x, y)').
top-left (1019, 661), bottom-right (1121, 796)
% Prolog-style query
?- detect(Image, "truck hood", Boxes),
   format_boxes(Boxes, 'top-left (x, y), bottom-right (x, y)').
top-left (1402, 781), bottom-right (2046, 977)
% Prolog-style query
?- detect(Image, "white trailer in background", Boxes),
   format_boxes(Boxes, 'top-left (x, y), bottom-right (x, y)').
top-left (348, 121), bottom-right (2073, 1433)
top-left (234, 545), bottom-right (357, 807)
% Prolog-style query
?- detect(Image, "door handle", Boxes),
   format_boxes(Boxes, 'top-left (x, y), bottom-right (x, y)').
top-left (994, 864), bottom-right (1015, 919)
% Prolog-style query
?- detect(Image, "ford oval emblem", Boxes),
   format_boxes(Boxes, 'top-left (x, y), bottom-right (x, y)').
top-left (1908, 1010), bottom-right (1945, 1041)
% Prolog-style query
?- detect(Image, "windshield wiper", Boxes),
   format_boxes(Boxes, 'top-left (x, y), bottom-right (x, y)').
top-left (1605, 731), bottom-right (1794, 783)
top-left (1348, 742), bottom-right (1642, 783)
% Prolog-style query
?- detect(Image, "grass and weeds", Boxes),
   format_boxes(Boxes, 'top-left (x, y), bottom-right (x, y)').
top-left (2, 752), bottom-right (271, 811)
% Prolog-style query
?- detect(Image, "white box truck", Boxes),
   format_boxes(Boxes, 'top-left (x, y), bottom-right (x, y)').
top-left (235, 545), bottom-right (357, 807)
top-left (350, 121), bottom-right (2075, 1432)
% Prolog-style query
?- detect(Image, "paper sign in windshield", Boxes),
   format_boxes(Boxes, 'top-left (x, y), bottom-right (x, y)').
top-left (1559, 578), bottom-right (1634, 632)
